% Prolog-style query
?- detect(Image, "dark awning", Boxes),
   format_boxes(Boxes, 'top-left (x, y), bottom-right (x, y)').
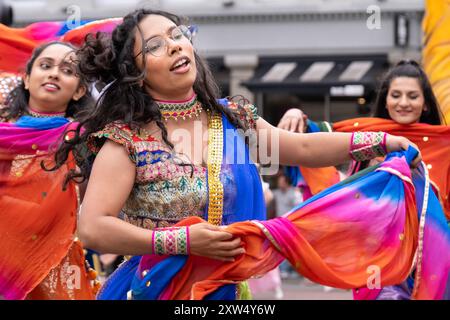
top-left (242, 54), bottom-right (389, 97)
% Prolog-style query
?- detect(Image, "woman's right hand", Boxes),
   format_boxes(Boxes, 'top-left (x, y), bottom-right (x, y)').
top-left (385, 134), bottom-right (422, 168)
top-left (189, 223), bottom-right (245, 262)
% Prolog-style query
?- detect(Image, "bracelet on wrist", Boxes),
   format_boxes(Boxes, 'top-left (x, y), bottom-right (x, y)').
top-left (349, 131), bottom-right (387, 161)
top-left (151, 226), bottom-right (190, 255)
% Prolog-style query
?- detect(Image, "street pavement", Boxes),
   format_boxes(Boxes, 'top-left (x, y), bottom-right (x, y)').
top-left (252, 278), bottom-right (353, 300)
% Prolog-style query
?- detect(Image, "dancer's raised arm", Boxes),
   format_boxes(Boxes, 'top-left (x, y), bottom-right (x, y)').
top-left (255, 116), bottom-right (421, 168)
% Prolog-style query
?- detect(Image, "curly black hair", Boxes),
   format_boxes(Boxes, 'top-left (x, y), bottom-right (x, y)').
top-left (0, 41), bottom-right (93, 121)
top-left (49, 9), bottom-right (247, 186)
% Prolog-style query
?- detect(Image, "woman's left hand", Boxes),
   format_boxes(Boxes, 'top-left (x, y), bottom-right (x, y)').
top-left (385, 134), bottom-right (422, 168)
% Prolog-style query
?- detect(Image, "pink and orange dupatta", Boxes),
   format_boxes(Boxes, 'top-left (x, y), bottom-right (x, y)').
top-left (299, 118), bottom-right (450, 221)
top-left (0, 121), bottom-right (94, 299)
top-left (129, 149), bottom-right (448, 300)
top-left (334, 117), bottom-right (450, 220)
top-left (0, 19), bottom-right (121, 73)
top-left (0, 18), bottom-right (121, 300)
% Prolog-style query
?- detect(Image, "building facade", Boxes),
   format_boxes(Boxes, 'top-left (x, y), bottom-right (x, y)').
top-left (5, 0), bottom-right (425, 122)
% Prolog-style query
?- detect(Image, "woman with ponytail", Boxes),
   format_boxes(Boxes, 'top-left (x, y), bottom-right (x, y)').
top-left (51, 9), bottom-right (420, 300)
top-left (278, 60), bottom-right (450, 300)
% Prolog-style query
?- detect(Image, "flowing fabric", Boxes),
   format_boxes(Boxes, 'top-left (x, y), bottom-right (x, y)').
top-left (0, 22), bottom-right (63, 73)
top-left (355, 155), bottom-right (450, 300)
top-left (61, 18), bottom-right (122, 47)
top-left (423, 0), bottom-right (450, 123)
top-left (291, 118), bottom-right (450, 221)
top-left (0, 118), bottom-right (93, 299)
top-left (334, 117), bottom-right (450, 221)
top-left (0, 19), bottom-right (121, 73)
top-left (101, 147), bottom-right (449, 300)
top-left (97, 112), bottom-right (266, 300)
top-left (25, 240), bottom-right (95, 300)
top-left (285, 118), bottom-right (450, 300)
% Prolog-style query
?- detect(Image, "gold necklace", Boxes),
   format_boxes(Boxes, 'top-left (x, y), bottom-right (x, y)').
top-left (155, 94), bottom-right (202, 121)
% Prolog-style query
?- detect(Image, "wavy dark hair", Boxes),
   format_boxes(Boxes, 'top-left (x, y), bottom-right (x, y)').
top-left (49, 9), bottom-right (246, 186)
top-left (373, 59), bottom-right (444, 125)
top-left (0, 41), bottom-right (93, 121)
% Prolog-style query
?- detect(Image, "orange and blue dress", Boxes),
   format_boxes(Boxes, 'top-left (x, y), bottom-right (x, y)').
top-left (90, 100), bottom-right (266, 300)
top-left (0, 112), bottom-right (96, 299)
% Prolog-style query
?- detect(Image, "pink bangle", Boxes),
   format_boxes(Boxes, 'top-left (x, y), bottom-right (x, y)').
top-left (349, 132), bottom-right (355, 152)
top-left (151, 230), bottom-right (156, 255)
top-left (349, 132), bottom-right (387, 161)
top-left (382, 133), bottom-right (387, 154)
top-left (186, 226), bottom-right (190, 254)
top-left (151, 226), bottom-right (189, 255)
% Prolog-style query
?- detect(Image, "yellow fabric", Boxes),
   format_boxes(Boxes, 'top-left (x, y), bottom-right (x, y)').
top-left (423, 0), bottom-right (450, 124)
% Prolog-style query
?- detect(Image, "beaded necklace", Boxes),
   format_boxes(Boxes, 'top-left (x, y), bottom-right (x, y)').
top-left (27, 107), bottom-right (66, 118)
top-left (155, 94), bottom-right (202, 121)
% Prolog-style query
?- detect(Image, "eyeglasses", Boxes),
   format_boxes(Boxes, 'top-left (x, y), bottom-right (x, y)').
top-left (135, 25), bottom-right (192, 58)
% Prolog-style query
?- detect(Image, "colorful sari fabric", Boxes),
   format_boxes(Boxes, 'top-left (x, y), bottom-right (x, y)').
top-left (25, 240), bottom-right (95, 300)
top-left (290, 118), bottom-right (450, 221)
top-left (96, 136), bottom-right (449, 299)
top-left (92, 106), bottom-right (449, 300)
top-left (0, 22), bottom-right (63, 73)
top-left (0, 117), bottom-right (94, 299)
top-left (334, 117), bottom-right (450, 221)
top-left (354, 156), bottom-right (450, 300)
top-left (114, 147), bottom-right (448, 300)
top-left (0, 19), bottom-right (121, 73)
top-left (97, 105), bottom-right (266, 300)
top-left (61, 18), bottom-right (122, 47)
top-left (287, 117), bottom-right (450, 299)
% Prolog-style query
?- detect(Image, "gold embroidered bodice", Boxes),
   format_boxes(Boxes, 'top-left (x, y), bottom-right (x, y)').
top-left (89, 122), bottom-right (208, 229)
top-left (88, 100), bottom-right (258, 229)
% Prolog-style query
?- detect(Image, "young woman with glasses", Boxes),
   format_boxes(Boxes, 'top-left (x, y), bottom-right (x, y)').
top-left (49, 9), bottom-right (420, 300)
